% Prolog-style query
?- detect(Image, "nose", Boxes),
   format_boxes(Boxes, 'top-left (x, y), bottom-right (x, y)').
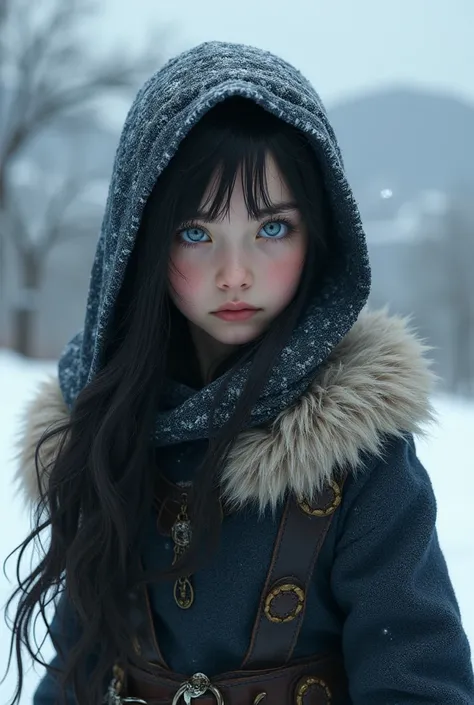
top-left (215, 256), bottom-right (253, 291)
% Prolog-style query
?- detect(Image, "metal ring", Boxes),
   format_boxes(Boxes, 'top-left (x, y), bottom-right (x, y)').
top-left (208, 685), bottom-right (225, 705)
top-left (295, 676), bottom-right (331, 705)
top-left (171, 682), bottom-right (224, 705)
top-left (171, 684), bottom-right (188, 705)
top-left (298, 480), bottom-right (342, 517)
top-left (264, 582), bottom-right (305, 623)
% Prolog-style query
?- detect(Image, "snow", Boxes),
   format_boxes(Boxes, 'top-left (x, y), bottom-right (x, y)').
top-left (0, 350), bottom-right (473, 702)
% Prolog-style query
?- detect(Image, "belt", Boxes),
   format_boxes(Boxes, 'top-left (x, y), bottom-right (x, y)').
top-left (108, 652), bottom-right (347, 705)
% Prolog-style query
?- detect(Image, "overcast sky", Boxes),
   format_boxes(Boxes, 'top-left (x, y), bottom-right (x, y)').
top-left (97, 0), bottom-right (473, 116)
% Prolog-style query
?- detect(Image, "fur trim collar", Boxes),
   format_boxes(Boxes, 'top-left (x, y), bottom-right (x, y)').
top-left (14, 309), bottom-right (436, 511)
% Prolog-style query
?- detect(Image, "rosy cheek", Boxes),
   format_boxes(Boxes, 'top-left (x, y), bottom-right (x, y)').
top-left (265, 251), bottom-right (304, 296)
top-left (169, 256), bottom-right (204, 300)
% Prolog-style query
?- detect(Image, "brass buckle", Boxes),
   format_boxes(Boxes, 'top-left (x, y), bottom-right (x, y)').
top-left (172, 673), bottom-right (224, 705)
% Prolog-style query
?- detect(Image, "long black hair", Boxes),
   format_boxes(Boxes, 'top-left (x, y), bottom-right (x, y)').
top-left (4, 97), bottom-right (335, 704)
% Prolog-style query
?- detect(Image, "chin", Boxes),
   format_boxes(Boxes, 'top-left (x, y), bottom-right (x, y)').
top-left (208, 323), bottom-right (264, 347)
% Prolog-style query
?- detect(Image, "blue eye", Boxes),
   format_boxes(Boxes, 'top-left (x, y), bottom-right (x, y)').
top-left (259, 220), bottom-right (291, 239)
top-left (179, 226), bottom-right (210, 245)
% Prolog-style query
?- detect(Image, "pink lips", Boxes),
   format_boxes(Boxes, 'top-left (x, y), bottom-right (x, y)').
top-left (211, 302), bottom-right (261, 321)
top-left (212, 309), bottom-right (260, 321)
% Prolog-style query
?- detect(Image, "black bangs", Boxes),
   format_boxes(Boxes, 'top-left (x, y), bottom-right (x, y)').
top-left (199, 144), bottom-right (273, 223)
top-left (164, 96), bottom-right (316, 231)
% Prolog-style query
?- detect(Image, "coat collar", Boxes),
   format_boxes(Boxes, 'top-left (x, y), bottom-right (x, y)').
top-left (14, 309), bottom-right (436, 512)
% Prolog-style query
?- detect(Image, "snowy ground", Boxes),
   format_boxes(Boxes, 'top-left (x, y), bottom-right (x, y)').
top-left (1, 350), bottom-right (473, 703)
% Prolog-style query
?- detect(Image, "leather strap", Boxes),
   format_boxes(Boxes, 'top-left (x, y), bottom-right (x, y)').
top-left (123, 651), bottom-right (348, 705)
top-left (128, 474), bottom-right (345, 672)
top-left (128, 562), bottom-right (169, 668)
top-left (241, 478), bottom-right (345, 669)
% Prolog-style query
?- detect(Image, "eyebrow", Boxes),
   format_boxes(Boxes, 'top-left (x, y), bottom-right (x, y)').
top-left (190, 201), bottom-right (299, 222)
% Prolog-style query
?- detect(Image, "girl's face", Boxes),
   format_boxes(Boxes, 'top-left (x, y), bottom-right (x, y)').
top-left (168, 154), bottom-right (307, 366)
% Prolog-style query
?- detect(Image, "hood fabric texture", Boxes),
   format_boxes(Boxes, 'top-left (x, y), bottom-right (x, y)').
top-left (57, 40), bottom-right (371, 447)
top-left (17, 310), bottom-right (436, 511)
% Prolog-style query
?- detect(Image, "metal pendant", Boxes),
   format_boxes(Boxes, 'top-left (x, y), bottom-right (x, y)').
top-left (170, 494), bottom-right (195, 609)
top-left (172, 673), bottom-right (224, 705)
top-left (172, 519), bottom-right (192, 547)
top-left (174, 576), bottom-right (194, 609)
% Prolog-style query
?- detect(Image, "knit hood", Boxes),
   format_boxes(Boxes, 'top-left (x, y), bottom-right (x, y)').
top-left (57, 40), bottom-right (371, 446)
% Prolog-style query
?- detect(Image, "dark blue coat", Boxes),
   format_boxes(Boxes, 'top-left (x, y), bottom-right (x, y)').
top-left (32, 438), bottom-right (474, 704)
top-left (19, 310), bottom-right (474, 704)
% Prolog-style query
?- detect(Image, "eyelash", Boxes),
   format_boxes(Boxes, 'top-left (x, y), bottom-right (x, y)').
top-left (176, 216), bottom-right (297, 249)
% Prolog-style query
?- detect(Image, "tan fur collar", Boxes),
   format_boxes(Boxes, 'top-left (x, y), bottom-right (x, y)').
top-left (14, 309), bottom-right (436, 511)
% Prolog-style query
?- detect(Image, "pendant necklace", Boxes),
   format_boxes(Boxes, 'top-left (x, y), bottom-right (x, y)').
top-left (171, 492), bottom-right (194, 609)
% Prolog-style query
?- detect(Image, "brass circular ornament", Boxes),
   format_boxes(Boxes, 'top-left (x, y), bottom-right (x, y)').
top-left (174, 577), bottom-right (194, 609)
top-left (298, 480), bottom-right (342, 517)
top-left (295, 676), bottom-right (331, 705)
top-left (264, 582), bottom-right (305, 623)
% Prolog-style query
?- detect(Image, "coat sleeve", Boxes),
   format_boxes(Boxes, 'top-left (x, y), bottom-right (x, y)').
top-left (331, 434), bottom-right (474, 704)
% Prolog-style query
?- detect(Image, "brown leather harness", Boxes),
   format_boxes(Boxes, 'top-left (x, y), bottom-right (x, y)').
top-left (105, 478), bottom-right (348, 705)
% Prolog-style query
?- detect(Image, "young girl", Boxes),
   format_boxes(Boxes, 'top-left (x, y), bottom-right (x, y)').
top-left (6, 41), bottom-right (474, 705)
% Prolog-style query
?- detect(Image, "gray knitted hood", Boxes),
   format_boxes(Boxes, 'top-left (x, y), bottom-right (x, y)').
top-left (58, 41), bottom-right (371, 446)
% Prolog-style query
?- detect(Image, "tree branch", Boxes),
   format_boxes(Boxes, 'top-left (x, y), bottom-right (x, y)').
top-left (37, 177), bottom-right (96, 255)
top-left (0, 0), bottom-right (162, 166)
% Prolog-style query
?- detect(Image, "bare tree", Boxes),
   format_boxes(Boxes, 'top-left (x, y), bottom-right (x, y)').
top-left (0, 0), bottom-right (167, 355)
top-left (1, 161), bottom-right (108, 354)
